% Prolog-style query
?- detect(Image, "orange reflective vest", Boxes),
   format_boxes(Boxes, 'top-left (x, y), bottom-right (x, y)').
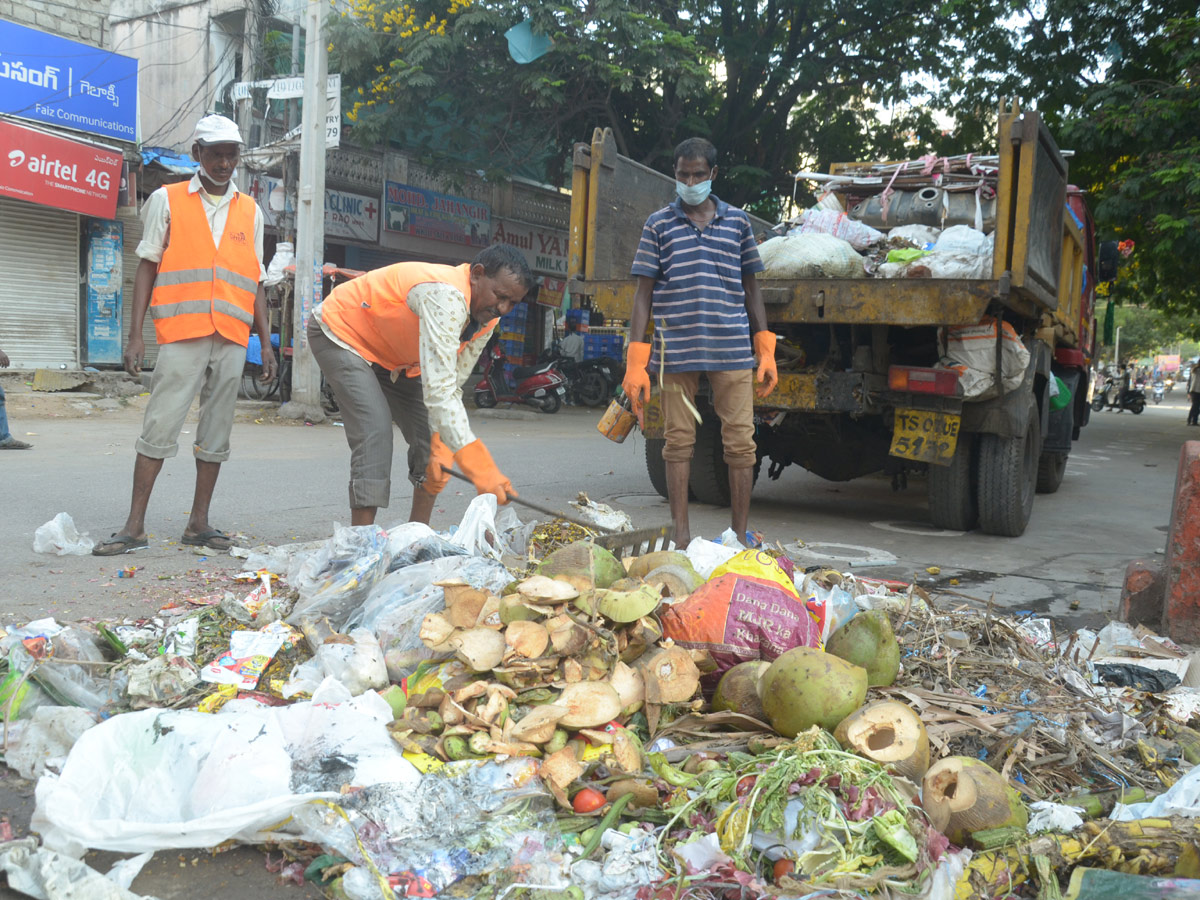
top-left (149, 181), bottom-right (260, 346)
top-left (319, 262), bottom-right (496, 374)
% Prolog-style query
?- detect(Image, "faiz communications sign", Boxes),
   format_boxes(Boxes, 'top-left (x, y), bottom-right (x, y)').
top-left (0, 19), bottom-right (139, 143)
top-left (0, 120), bottom-right (123, 218)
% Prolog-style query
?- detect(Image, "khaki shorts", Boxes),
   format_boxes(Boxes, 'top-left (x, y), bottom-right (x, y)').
top-left (661, 369), bottom-right (756, 469)
top-left (136, 334), bottom-right (245, 463)
top-left (308, 319), bottom-right (432, 510)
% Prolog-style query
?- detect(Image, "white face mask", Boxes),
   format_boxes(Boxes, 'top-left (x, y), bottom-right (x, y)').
top-left (198, 162), bottom-right (236, 187)
top-left (676, 179), bottom-right (712, 206)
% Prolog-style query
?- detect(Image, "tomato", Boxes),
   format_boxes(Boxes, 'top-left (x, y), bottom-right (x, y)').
top-left (773, 859), bottom-right (795, 882)
top-left (572, 787), bottom-right (606, 814)
top-left (735, 775), bottom-right (757, 798)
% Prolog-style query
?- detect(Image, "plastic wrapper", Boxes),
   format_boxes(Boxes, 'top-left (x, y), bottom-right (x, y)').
top-left (758, 232), bottom-right (866, 278)
top-left (235, 538), bottom-right (327, 576)
top-left (346, 556), bottom-right (511, 680)
top-left (1026, 800), bottom-right (1085, 834)
top-left (567, 496), bottom-right (633, 533)
top-left (571, 827), bottom-right (660, 898)
top-left (795, 207), bottom-right (885, 251)
top-left (8, 647), bottom-right (123, 715)
top-left (0, 839), bottom-right (159, 900)
top-left (286, 524), bottom-right (392, 629)
top-left (799, 574), bottom-right (860, 644)
top-left (200, 621), bottom-right (298, 690)
top-left (1112, 763), bottom-right (1200, 820)
top-left (291, 757), bottom-right (566, 895)
top-left (660, 573), bottom-right (823, 688)
top-left (283, 628), bottom-right (387, 698)
top-left (126, 656), bottom-right (201, 708)
top-left (32, 680), bottom-right (418, 857)
top-left (32, 513), bottom-right (95, 556)
top-left (3, 706), bottom-right (97, 779)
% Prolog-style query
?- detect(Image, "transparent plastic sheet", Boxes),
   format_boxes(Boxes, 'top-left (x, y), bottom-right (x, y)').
top-left (32, 513), bottom-right (95, 556)
top-left (346, 556), bottom-right (513, 681)
top-left (4, 706), bottom-right (98, 780)
top-left (0, 839), bottom-right (159, 900)
top-left (7, 646), bottom-right (123, 715)
top-left (32, 679), bottom-right (418, 857)
top-left (236, 538), bottom-right (327, 576)
top-left (382, 521), bottom-right (471, 571)
top-left (449, 496), bottom-right (532, 562)
top-left (285, 525), bottom-right (392, 630)
top-left (291, 758), bottom-right (568, 897)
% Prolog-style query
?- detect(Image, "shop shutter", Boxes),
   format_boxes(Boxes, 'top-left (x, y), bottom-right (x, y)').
top-left (0, 197), bottom-right (80, 368)
top-left (115, 207), bottom-right (161, 366)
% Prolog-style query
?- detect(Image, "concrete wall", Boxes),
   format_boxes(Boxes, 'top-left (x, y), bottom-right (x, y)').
top-left (109, 0), bottom-right (244, 150)
top-left (0, 0), bottom-right (108, 47)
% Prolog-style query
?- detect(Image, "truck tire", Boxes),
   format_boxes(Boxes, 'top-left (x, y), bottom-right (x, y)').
top-left (689, 417), bottom-right (731, 507)
top-left (645, 438), bottom-right (695, 501)
top-left (976, 396), bottom-right (1040, 537)
top-left (1036, 452), bottom-right (1067, 494)
top-left (928, 433), bottom-right (978, 531)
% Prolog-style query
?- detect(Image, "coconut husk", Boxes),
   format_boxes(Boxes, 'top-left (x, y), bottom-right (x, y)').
top-left (517, 574), bottom-right (579, 604)
top-left (511, 704), bottom-right (567, 744)
top-left (439, 581), bottom-right (493, 628)
top-left (505, 620), bottom-right (550, 658)
top-left (834, 700), bottom-right (931, 781)
top-left (540, 746), bottom-right (585, 789)
top-left (610, 661), bottom-right (646, 713)
top-left (545, 614), bottom-right (589, 656)
top-left (923, 756), bottom-right (1028, 845)
top-left (641, 644), bottom-right (701, 704)
top-left (451, 627), bottom-right (507, 672)
top-left (557, 681), bottom-right (622, 727)
top-left (536, 540), bottom-right (625, 589)
top-left (418, 613), bottom-right (457, 651)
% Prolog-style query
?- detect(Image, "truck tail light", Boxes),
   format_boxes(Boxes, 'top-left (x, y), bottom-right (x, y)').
top-left (888, 365), bottom-right (959, 396)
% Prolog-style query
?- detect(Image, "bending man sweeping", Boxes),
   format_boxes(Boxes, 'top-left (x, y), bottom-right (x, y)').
top-left (310, 244), bottom-right (532, 525)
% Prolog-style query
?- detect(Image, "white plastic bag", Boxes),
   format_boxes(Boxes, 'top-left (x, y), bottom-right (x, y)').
top-left (1112, 763), bottom-right (1200, 820)
top-left (887, 224), bottom-right (941, 249)
top-left (758, 232), bottom-right (866, 279)
top-left (33, 513), bottom-right (95, 556)
top-left (264, 241), bottom-right (294, 288)
top-left (4, 706), bottom-right (97, 779)
top-left (449, 495), bottom-right (529, 561)
top-left (0, 839), bottom-right (159, 900)
top-left (32, 687), bottom-right (418, 856)
top-left (684, 537), bottom-right (739, 580)
top-left (921, 226), bottom-right (993, 279)
top-left (282, 628), bottom-right (387, 697)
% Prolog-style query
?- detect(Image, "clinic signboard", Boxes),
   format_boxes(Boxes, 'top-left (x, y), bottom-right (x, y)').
top-left (0, 19), bottom-right (138, 143)
top-left (384, 181), bottom-right (491, 248)
top-left (250, 175), bottom-right (379, 242)
top-left (0, 120), bottom-right (123, 218)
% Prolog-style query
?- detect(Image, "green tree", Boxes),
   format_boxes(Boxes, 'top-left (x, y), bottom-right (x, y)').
top-left (1061, 17), bottom-right (1200, 318)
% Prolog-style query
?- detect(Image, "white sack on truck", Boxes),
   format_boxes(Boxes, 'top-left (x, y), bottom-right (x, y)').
top-left (758, 232), bottom-right (866, 279)
top-left (938, 315), bottom-right (1030, 400)
top-left (922, 225), bottom-right (994, 279)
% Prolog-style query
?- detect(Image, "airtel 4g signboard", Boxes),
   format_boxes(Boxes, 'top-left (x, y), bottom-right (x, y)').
top-left (1, 120), bottom-right (123, 218)
top-left (0, 19), bottom-right (138, 143)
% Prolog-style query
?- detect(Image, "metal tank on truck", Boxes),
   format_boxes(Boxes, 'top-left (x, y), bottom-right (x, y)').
top-left (567, 104), bottom-right (1099, 536)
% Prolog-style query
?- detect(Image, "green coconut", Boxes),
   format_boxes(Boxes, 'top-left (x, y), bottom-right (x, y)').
top-left (627, 550), bottom-right (693, 579)
top-left (922, 757), bottom-right (1029, 845)
top-left (712, 660), bottom-right (770, 721)
top-left (759, 647), bottom-right (868, 736)
top-left (535, 540), bottom-right (625, 589)
top-left (824, 609), bottom-right (900, 687)
top-left (587, 584), bottom-right (662, 623)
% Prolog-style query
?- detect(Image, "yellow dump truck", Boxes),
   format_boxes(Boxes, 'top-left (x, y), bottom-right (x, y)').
top-left (567, 108), bottom-right (1099, 536)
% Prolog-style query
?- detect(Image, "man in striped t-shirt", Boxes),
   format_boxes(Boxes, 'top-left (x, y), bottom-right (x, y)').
top-left (622, 137), bottom-right (778, 546)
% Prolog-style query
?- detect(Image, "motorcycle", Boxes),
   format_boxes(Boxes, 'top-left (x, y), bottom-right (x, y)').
top-left (540, 343), bottom-right (624, 407)
top-left (1091, 384), bottom-right (1147, 414)
top-left (1152, 381), bottom-right (1166, 404)
top-left (473, 342), bottom-right (567, 413)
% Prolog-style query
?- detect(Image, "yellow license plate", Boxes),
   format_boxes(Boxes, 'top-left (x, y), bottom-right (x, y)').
top-left (890, 408), bottom-right (960, 466)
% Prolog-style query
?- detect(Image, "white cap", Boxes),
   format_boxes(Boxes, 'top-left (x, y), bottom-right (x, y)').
top-left (192, 114), bottom-right (244, 146)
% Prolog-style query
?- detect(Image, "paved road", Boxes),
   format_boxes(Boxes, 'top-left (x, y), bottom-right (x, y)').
top-left (0, 387), bottom-right (1194, 898)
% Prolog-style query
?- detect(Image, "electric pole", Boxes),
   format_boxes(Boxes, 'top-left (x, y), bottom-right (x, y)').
top-left (282, 0), bottom-right (328, 422)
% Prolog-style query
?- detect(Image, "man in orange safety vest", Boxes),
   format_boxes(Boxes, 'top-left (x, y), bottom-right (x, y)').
top-left (93, 114), bottom-right (275, 556)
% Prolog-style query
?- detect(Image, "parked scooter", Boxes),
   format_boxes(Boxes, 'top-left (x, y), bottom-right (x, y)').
top-left (1152, 381), bottom-right (1166, 404)
top-left (473, 343), bottom-right (567, 413)
top-left (540, 342), bottom-right (625, 407)
top-left (1091, 383), bottom-right (1147, 414)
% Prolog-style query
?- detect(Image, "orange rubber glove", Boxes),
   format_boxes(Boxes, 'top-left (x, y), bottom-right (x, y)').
top-left (422, 433), bottom-right (455, 496)
top-left (753, 331), bottom-right (778, 398)
top-left (622, 341), bottom-right (653, 424)
top-left (454, 439), bottom-right (518, 505)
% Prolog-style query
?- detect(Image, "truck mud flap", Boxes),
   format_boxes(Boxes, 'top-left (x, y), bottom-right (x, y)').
top-left (1043, 370), bottom-right (1080, 454)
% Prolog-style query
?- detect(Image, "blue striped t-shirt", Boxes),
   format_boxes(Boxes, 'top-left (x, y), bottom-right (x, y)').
top-left (630, 195), bottom-right (764, 373)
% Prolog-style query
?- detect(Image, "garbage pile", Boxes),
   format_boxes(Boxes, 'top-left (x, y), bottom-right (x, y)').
top-left (5, 498), bottom-right (1200, 899)
top-left (761, 153), bottom-right (1001, 283)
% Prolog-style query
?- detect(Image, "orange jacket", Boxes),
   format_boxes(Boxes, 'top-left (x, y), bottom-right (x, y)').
top-left (319, 262), bottom-right (495, 374)
top-left (150, 182), bottom-right (260, 346)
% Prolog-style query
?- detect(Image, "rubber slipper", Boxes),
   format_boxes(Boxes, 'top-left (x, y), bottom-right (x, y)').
top-left (92, 534), bottom-right (149, 556)
top-left (180, 529), bottom-right (235, 550)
